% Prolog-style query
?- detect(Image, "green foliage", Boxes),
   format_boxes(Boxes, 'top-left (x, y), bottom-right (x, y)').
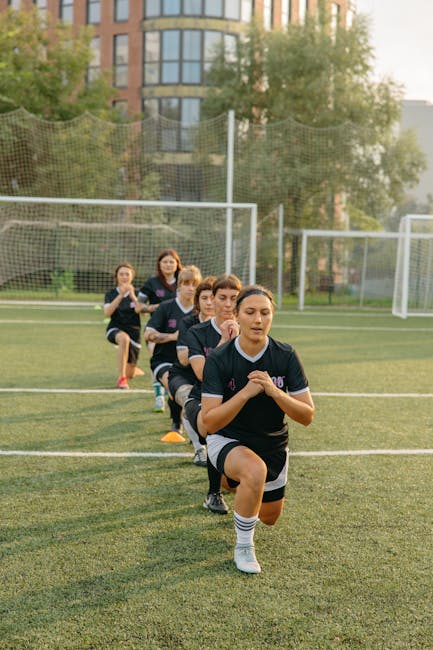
top-left (0, 7), bottom-right (114, 120)
top-left (202, 13), bottom-right (427, 228)
top-left (50, 270), bottom-right (75, 293)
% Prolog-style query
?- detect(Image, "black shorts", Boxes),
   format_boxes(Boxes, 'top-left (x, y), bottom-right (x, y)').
top-left (106, 328), bottom-right (140, 365)
top-left (184, 398), bottom-right (206, 446)
top-left (168, 373), bottom-right (191, 399)
top-left (207, 435), bottom-right (289, 503)
top-left (154, 363), bottom-right (172, 384)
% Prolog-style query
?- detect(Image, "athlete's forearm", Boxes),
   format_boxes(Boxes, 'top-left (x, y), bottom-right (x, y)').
top-left (202, 390), bottom-right (251, 433)
top-left (270, 388), bottom-right (315, 426)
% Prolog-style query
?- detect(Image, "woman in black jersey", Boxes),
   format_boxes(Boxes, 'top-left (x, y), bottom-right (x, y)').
top-left (136, 248), bottom-right (182, 410)
top-left (104, 262), bottom-right (144, 390)
top-left (136, 248), bottom-right (182, 314)
top-left (201, 286), bottom-right (315, 574)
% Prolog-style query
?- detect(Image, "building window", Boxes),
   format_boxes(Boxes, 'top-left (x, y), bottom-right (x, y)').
top-left (204, 0), bottom-right (222, 17)
top-left (87, 36), bottom-right (101, 82)
top-left (144, 0), bottom-right (241, 19)
top-left (87, 0), bottom-right (100, 24)
top-left (331, 2), bottom-right (340, 34)
top-left (8, 0), bottom-right (22, 7)
top-left (298, 0), bottom-right (307, 24)
top-left (182, 30), bottom-right (201, 83)
top-left (163, 0), bottom-right (181, 14)
top-left (113, 34), bottom-right (128, 88)
top-left (114, 0), bottom-right (129, 21)
top-left (144, 29), bottom-right (237, 86)
top-left (32, 0), bottom-right (47, 19)
top-left (281, 0), bottom-right (291, 28)
top-left (144, 31), bottom-right (160, 84)
top-left (60, 0), bottom-right (74, 22)
top-left (263, 0), bottom-right (274, 30)
top-left (112, 100), bottom-right (128, 117)
top-left (142, 96), bottom-right (201, 153)
top-left (225, 1), bottom-right (240, 20)
top-left (145, 0), bottom-right (160, 18)
top-left (184, 0), bottom-right (202, 14)
top-left (241, 0), bottom-right (251, 22)
top-left (204, 31), bottom-right (236, 75)
top-left (162, 30), bottom-right (180, 84)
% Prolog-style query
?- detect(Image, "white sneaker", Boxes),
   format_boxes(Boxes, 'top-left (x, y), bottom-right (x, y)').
top-left (234, 544), bottom-right (261, 574)
top-left (153, 395), bottom-right (165, 412)
top-left (193, 448), bottom-right (207, 467)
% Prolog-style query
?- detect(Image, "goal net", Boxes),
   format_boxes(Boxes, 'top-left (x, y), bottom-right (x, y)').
top-left (0, 196), bottom-right (257, 301)
top-left (392, 215), bottom-right (433, 318)
top-left (298, 229), bottom-right (400, 309)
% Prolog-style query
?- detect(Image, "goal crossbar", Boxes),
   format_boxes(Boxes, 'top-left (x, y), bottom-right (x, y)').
top-left (0, 196), bottom-right (258, 295)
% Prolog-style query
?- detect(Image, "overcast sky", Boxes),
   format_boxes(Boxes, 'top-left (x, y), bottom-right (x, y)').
top-left (356, 0), bottom-right (433, 104)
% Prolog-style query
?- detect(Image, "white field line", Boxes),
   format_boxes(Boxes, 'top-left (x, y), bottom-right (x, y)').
top-left (0, 319), bottom-right (100, 325)
top-left (0, 388), bottom-right (153, 394)
top-left (0, 388), bottom-right (431, 397)
top-left (271, 324), bottom-right (433, 332)
top-left (1, 448), bottom-right (432, 459)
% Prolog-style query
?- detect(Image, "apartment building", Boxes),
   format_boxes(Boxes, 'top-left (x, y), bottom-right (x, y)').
top-left (1, 0), bottom-right (353, 118)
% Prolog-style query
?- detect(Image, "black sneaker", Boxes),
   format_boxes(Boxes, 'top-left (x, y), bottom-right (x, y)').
top-left (203, 492), bottom-right (229, 515)
top-left (170, 421), bottom-right (182, 434)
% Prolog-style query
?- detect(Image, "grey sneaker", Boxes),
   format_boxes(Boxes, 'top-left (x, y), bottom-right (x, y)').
top-left (234, 544), bottom-right (261, 574)
top-left (193, 448), bottom-right (207, 467)
top-left (203, 492), bottom-right (229, 515)
top-left (153, 395), bottom-right (165, 412)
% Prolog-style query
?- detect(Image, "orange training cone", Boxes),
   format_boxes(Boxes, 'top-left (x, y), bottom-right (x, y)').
top-left (160, 430), bottom-right (186, 442)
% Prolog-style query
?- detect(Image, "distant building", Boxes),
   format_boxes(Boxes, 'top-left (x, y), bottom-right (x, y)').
top-left (1, 0), bottom-right (353, 118)
top-left (401, 100), bottom-right (433, 203)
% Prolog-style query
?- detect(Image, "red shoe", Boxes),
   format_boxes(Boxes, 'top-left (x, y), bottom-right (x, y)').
top-left (117, 376), bottom-right (129, 389)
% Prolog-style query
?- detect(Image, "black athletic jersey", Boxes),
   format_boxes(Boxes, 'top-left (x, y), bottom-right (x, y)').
top-left (169, 312), bottom-right (201, 385)
top-left (146, 298), bottom-right (193, 371)
top-left (137, 275), bottom-right (177, 306)
top-left (104, 288), bottom-right (141, 341)
top-left (185, 317), bottom-right (223, 400)
top-left (202, 336), bottom-right (309, 453)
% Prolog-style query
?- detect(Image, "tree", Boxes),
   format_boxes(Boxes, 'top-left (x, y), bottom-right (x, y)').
top-left (202, 9), bottom-right (426, 224)
top-left (202, 7), bottom-right (426, 291)
top-left (0, 7), bottom-right (113, 120)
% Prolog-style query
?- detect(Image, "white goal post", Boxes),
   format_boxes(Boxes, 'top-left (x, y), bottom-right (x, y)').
top-left (392, 215), bottom-right (433, 318)
top-left (298, 229), bottom-right (400, 310)
top-left (0, 196), bottom-right (257, 300)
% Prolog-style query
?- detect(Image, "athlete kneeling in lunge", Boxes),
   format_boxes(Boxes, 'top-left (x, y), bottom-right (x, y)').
top-left (201, 285), bottom-right (315, 574)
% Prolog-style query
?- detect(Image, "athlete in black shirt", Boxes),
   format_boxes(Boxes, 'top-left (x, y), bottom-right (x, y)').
top-left (145, 265), bottom-right (201, 433)
top-left (104, 262), bottom-right (144, 389)
top-left (136, 248), bottom-right (182, 411)
top-left (184, 274), bottom-right (242, 514)
top-left (167, 277), bottom-right (215, 465)
top-left (202, 285), bottom-right (315, 574)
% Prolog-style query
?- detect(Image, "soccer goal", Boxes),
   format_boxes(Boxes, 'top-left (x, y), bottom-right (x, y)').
top-left (392, 215), bottom-right (433, 318)
top-left (0, 196), bottom-right (257, 301)
top-left (297, 229), bottom-right (400, 309)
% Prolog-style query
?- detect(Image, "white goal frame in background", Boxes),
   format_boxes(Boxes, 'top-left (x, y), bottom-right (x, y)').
top-left (392, 215), bottom-right (433, 319)
top-left (0, 196), bottom-right (258, 297)
top-left (298, 229), bottom-right (400, 310)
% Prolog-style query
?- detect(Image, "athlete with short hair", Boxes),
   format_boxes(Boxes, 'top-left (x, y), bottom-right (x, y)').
top-left (201, 285), bottom-right (315, 574)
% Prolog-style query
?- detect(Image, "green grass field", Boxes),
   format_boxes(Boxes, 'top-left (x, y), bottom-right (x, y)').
top-left (0, 304), bottom-right (432, 649)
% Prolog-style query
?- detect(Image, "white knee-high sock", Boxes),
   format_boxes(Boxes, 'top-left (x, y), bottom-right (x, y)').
top-left (234, 511), bottom-right (259, 546)
top-left (181, 415), bottom-right (205, 452)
